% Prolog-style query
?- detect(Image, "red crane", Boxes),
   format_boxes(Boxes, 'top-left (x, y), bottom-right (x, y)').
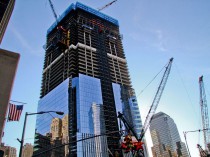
top-left (118, 58), bottom-right (174, 156)
top-left (199, 76), bottom-right (210, 152)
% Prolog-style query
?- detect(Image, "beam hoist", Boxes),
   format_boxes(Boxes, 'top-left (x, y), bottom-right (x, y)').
top-left (118, 58), bottom-right (174, 156)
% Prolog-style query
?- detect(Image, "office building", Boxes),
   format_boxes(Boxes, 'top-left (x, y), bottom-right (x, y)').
top-left (0, 0), bottom-right (15, 44)
top-left (34, 2), bottom-right (145, 156)
top-left (150, 112), bottom-right (189, 157)
top-left (0, 49), bottom-right (20, 144)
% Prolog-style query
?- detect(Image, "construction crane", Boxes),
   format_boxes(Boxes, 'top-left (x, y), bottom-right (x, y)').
top-left (98, 0), bottom-right (118, 11)
top-left (118, 58), bottom-right (174, 156)
top-left (197, 144), bottom-right (210, 157)
top-left (199, 76), bottom-right (210, 152)
top-left (183, 128), bottom-right (210, 157)
top-left (47, 0), bottom-right (70, 49)
top-left (48, 0), bottom-right (58, 23)
top-left (118, 112), bottom-right (145, 156)
top-left (139, 58), bottom-right (173, 142)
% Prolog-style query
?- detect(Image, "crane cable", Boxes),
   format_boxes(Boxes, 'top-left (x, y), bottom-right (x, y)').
top-left (174, 63), bottom-right (201, 129)
top-left (137, 62), bottom-right (168, 98)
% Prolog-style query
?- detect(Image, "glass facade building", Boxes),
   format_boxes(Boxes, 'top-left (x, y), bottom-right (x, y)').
top-left (150, 112), bottom-right (189, 157)
top-left (34, 2), bottom-right (146, 157)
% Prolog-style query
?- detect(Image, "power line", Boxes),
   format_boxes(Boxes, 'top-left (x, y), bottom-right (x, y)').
top-left (174, 63), bottom-right (200, 126)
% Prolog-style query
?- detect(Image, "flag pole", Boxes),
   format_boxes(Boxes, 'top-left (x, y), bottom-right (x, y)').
top-left (10, 100), bottom-right (27, 104)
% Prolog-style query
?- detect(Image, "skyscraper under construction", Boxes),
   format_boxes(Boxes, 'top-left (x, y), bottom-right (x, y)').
top-left (34, 2), bottom-right (144, 156)
top-left (0, 0), bottom-right (15, 44)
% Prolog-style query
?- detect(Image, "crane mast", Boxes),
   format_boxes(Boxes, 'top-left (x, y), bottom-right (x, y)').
top-left (48, 0), bottom-right (58, 23)
top-left (139, 58), bottom-right (173, 141)
top-left (199, 75), bottom-right (210, 151)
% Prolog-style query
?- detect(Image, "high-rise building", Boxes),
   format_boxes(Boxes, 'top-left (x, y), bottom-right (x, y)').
top-left (150, 112), bottom-right (189, 157)
top-left (0, 49), bottom-right (19, 144)
top-left (0, 0), bottom-right (15, 44)
top-left (34, 2), bottom-right (145, 156)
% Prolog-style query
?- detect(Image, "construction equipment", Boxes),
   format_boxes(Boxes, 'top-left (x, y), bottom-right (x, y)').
top-left (98, 0), bottom-right (118, 11)
top-left (118, 112), bottom-right (145, 156)
top-left (183, 128), bottom-right (210, 157)
top-left (197, 144), bottom-right (210, 157)
top-left (199, 76), bottom-right (210, 151)
top-left (48, 0), bottom-right (58, 23)
top-left (139, 58), bottom-right (173, 142)
top-left (46, 0), bottom-right (70, 49)
top-left (118, 58), bottom-right (174, 156)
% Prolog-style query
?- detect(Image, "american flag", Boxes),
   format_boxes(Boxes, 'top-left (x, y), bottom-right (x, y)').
top-left (8, 103), bottom-right (23, 121)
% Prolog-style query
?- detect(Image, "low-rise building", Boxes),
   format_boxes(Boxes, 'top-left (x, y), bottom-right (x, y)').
top-left (22, 143), bottom-right (33, 157)
top-left (0, 143), bottom-right (16, 157)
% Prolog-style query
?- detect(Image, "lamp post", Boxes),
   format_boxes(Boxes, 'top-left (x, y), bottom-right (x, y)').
top-left (18, 111), bottom-right (64, 157)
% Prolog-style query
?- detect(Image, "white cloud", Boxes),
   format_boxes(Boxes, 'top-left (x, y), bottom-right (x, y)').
top-left (11, 26), bottom-right (43, 57)
top-left (154, 29), bottom-right (168, 52)
top-left (128, 28), bottom-right (169, 53)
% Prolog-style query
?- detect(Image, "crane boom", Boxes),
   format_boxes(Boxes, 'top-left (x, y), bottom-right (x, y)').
top-left (197, 144), bottom-right (209, 157)
top-left (48, 0), bottom-right (58, 23)
top-left (199, 75), bottom-right (210, 151)
top-left (139, 58), bottom-right (173, 141)
top-left (118, 112), bottom-right (139, 140)
top-left (98, 0), bottom-right (117, 11)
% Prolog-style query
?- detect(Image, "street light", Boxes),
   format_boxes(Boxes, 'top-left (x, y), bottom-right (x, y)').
top-left (18, 111), bottom-right (64, 157)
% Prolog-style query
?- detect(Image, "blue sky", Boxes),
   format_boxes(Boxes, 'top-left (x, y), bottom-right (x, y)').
top-left (1, 0), bottom-right (210, 156)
